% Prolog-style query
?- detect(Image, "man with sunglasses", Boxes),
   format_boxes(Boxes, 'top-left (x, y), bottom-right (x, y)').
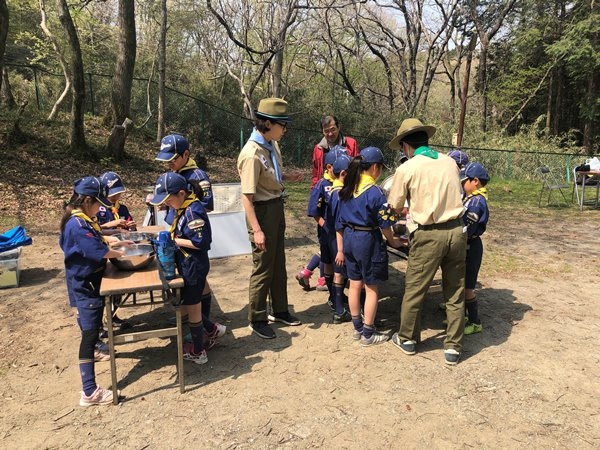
top-left (237, 97), bottom-right (304, 339)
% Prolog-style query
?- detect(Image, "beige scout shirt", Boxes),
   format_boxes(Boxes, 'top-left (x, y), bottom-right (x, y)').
top-left (388, 152), bottom-right (464, 233)
top-left (237, 138), bottom-right (284, 202)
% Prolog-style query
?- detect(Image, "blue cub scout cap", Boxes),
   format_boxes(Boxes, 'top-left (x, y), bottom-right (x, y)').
top-left (324, 145), bottom-right (347, 166)
top-left (333, 153), bottom-right (351, 174)
top-left (99, 171), bottom-right (126, 196)
top-left (74, 176), bottom-right (112, 207)
top-left (448, 149), bottom-right (469, 167)
top-left (460, 162), bottom-right (490, 182)
top-left (156, 134), bottom-right (189, 161)
top-left (360, 146), bottom-right (385, 165)
top-left (150, 172), bottom-right (188, 206)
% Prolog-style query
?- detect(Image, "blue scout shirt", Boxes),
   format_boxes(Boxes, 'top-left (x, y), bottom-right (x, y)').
top-left (307, 174), bottom-right (334, 239)
top-left (463, 188), bottom-right (489, 238)
top-left (96, 202), bottom-right (134, 228)
top-left (60, 213), bottom-right (109, 309)
top-left (336, 174), bottom-right (396, 232)
top-left (171, 198), bottom-right (212, 287)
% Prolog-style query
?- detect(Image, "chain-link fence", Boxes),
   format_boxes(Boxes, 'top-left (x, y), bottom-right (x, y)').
top-left (4, 63), bottom-right (595, 182)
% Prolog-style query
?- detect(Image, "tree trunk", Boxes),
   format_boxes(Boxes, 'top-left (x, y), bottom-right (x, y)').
top-left (156, 0), bottom-right (167, 142)
top-left (1, 68), bottom-right (15, 108)
top-left (582, 70), bottom-right (597, 155)
top-left (0, 0), bottom-right (8, 95)
top-left (107, 117), bottom-right (134, 160)
top-left (39, 0), bottom-right (71, 120)
top-left (56, 0), bottom-right (87, 152)
top-left (110, 0), bottom-right (136, 127)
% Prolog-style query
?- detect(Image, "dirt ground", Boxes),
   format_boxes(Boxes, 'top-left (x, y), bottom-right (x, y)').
top-left (0, 205), bottom-right (599, 449)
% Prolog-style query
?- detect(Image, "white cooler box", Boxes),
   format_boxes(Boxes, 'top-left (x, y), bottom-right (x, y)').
top-left (0, 247), bottom-right (22, 288)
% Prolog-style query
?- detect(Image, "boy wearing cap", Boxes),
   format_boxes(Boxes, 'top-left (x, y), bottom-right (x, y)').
top-left (387, 118), bottom-right (467, 365)
top-left (448, 149), bottom-right (469, 169)
top-left (149, 172), bottom-right (214, 363)
top-left (155, 133), bottom-right (214, 215)
top-left (306, 147), bottom-right (346, 315)
top-left (237, 97), bottom-right (302, 339)
top-left (327, 152), bottom-right (352, 323)
top-left (60, 176), bottom-right (129, 406)
top-left (460, 162), bottom-right (490, 335)
top-left (96, 172), bottom-right (136, 231)
top-left (300, 117), bottom-right (359, 292)
top-left (336, 147), bottom-right (402, 346)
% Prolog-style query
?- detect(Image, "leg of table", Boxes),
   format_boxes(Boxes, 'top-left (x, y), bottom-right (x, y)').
top-left (581, 181), bottom-right (586, 210)
top-left (106, 295), bottom-right (119, 405)
top-left (176, 305), bottom-right (185, 393)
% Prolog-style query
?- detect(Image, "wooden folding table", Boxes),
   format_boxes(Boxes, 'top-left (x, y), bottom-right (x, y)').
top-left (100, 261), bottom-right (185, 404)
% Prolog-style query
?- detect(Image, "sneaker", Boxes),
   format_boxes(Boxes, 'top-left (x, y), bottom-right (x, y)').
top-left (444, 348), bottom-right (461, 365)
top-left (295, 268), bottom-right (313, 290)
top-left (94, 349), bottom-right (111, 362)
top-left (464, 322), bottom-right (483, 335)
top-left (95, 340), bottom-right (109, 353)
top-left (352, 329), bottom-right (362, 341)
top-left (249, 321), bottom-right (276, 339)
top-left (390, 333), bottom-right (416, 355)
top-left (360, 331), bottom-right (389, 347)
top-left (267, 312), bottom-right (301, 326)
top-left (182, 342), bottom-right (208, 365)
top-left (315, 277), bottom-right (328, 291)
top-left (332, 310), bottom-right (352, 324)
top-left (79, 386), bottom-right (114, 407)
top-left (206, 323), bottom-right (227, 348)
top-left (327, 297), bottom-right (335, 312)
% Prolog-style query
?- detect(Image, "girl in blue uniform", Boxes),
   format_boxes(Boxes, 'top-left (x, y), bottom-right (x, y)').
top-left (60, 176), bottom-right (128, 406)
top-left (336, 147), bottom-right (401, 346)
top-left (149, 172), bottom-right (214, 364)
top-left (327, 153), bottom-right (352, 323)
top-left (96, 171), bottom-right (136, 231)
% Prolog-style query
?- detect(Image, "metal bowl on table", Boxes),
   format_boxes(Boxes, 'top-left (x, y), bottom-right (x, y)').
top-left (110, 243), bottom-right (156, 271)
top-left (113, 231), bottom-right (157, 244)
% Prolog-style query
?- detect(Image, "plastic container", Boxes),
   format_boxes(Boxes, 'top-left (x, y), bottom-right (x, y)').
top-left (0, 247), bottom-right (22, 288)
top-left (156, 231), bottom-right (177, 280)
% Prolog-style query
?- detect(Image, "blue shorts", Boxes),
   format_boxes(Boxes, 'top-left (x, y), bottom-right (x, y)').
top-left (465, 237), bottom-right (483, 290)
top-left (343, 228), bottom-right (388, 284)
top-left (77, 304), bottom-right (104, 331)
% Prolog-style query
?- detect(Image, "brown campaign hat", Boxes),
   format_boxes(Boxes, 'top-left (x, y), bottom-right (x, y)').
top-left (254, 98), bottom-right (291, 123)
top-left (388, 118), bottom-right (436, 150)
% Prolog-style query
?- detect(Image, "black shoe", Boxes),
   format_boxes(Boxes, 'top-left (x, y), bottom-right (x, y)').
top-left (249, 321), bottom-right (276, 339)
top-left (267, 312), bottom-right (301, 326)
top-left (333, 310), bottom-right (352, 324)
top-left (327, 297), bottom-right (335, 312)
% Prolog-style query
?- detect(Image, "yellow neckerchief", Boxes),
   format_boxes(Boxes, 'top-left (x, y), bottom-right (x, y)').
top-left (465, 187), bottom-right (488, 202)
top-left (168, 193), bottom-right (198, 238)
top-left (323, 172), bottom-right (334, 183)
top-left (354, 173), bottom-right (375, 198)
top-left (332, 179), bottom-right (344, 190)
top-left (111, 200), bottom-right (120, 220)
top-left (178, 157), bottom-right (198, 173)
top-left (72, 209), bottom-right (106, 242)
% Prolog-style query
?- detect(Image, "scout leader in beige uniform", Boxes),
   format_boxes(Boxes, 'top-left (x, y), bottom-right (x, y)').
top-left (237, 98), bottom-right (303, 340)
top-left (386, 118), bottom-right (467, 365)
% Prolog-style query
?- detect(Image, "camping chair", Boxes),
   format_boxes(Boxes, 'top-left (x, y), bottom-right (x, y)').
top-left (538, 166), bottom-right (570, 207)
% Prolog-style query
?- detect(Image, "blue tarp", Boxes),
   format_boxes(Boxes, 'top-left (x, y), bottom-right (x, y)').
top-left (0, 226), bottom-right (32, 253)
